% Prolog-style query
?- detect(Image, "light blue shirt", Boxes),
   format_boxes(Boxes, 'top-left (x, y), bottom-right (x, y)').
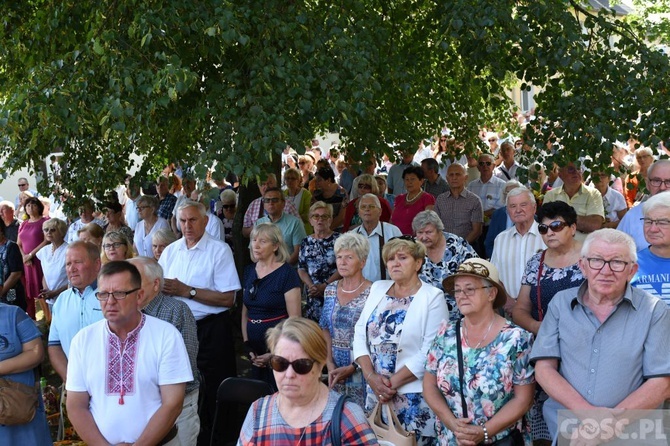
top-left (47, 283), bottom-right (102, 357)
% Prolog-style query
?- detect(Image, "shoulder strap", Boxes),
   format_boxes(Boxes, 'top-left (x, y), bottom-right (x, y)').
top-left (379, 223), bottom-right (386, 280)
top-left (536, 250), bottom-right (547, 321)
top-left (330, 394), bottom-right (349, 446)
top-left (455, 319), bottom-right (468, 418)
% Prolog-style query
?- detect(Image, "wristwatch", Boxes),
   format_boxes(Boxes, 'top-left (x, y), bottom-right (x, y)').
top-left (189, 288), bottom-right (197, 299)
top-left (351, 361), bottom-right (360, 372)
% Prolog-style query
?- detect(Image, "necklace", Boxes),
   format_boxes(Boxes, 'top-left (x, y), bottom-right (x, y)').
top-left (340, 280), bottom-right (366, 293)
top-left (463, 316), bottom-right (495, 349)
top-left (405, 190), bottom-right (422, 203)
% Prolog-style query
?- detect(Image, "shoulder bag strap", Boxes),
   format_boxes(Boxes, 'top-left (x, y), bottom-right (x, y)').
top-left (379, 223), bottom-right (386, 280)
top-left (455, 318), bottom-right (468, 418)
top-left (536, 250), bottom-right (547, 321)
top-left (330, 394), bottom-right (349, 446)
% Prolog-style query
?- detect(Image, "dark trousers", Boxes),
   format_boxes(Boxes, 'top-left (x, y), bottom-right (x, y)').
top-left (473, 225), bottom-right (489, 259)
top-left (196, 311), bottom-right (236, 446)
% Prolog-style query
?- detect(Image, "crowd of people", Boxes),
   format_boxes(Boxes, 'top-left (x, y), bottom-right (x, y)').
top-left (1, 131), bottom-right (669, 446)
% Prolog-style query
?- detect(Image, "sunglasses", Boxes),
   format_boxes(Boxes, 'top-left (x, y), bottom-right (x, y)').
top-left (269, 355), bottom-right (316, 374)
top-left (248, 278), bottom-right (261, 300)
top-left (358, 183), bottom-right (372, 189)
top-left (43, 228), bottom-right (57, 233)
top-left (538, 221), bottom-right (569, 235)
top-left (221, 204), bottom-right (236, 210)
top-left (488, 138), bottom-right (497, 142)
top-left (478, 161), bottom-right (493, 166)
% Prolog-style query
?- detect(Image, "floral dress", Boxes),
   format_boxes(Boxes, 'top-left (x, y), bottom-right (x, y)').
top-left (365, 294), bottom-right (437, 446)
top-left (425, 320), bottom-right (535, 446)
top-left (298, 232), bottom-right (341, 322)
top-left (319, 281), bottom-right (370, 408)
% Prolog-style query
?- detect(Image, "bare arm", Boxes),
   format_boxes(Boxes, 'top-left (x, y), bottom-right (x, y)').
top-left (1, 271), bottom-right (23, 297)
top-left (466, 222), bottom-right (483, 244)
top-left (576, 214), bottom-right (604, 234)
top-left (241, 305), bottom-right (249, 343)
top-left (162, 278), bottom-right (235, 307)
top-left (512, 285), bottom-right (541, 335)
top-left (288, 245), bottom-right (300, 266)
top-left (615, 377), bottom-right (670, 410)
top-left (134, 383), bottom-right (186, 446)
top-left (285, 287), bottom-right (302, 317)
top-left (0, 338), bottom-right (43, 375)
top-left (535, 359), bottom-right (596, 411)
top-left (483, 383), bottom-right (535, 437)
top-left (48, 345), bottom-right (69, 382)
top-left (67, 390), bottom-right (110, 445)
top-left (330, 205), bottom-right (346, 231)
top-left (242, 226), bottom-right (253, 238)
top-left (389, 365), bottom-right (417, 390)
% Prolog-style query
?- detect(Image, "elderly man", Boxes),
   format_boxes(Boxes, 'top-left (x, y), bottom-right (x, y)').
top-left (490, 187), bottom-right (546, 311)
top-left (156, 175), bottom-right (178, 220)
top-left (631, 192), bottom-right (670, 306)
top-left (256, 187), bottom-right (306, 265)
top-left (242, 173), bottom-right (299, 237)
top-left (530, 229), bottom-right (670, 440)
top-left (421, 158), bottom-right (450, 198)
top-left (48, 241), bottom-right (103, 381)
top-left (542, 162), bottom-right (604, 241)
top-left (618, 159), bottom-right (670, 250)
top-left (435, 163), bottom-right (483, 244)
top-left (158, 199), bottom-right (240, 443)
top-left (67, 261), bottom-right (191, 446)
top-left (493, 140), bottom-right (523, 181)
top-left (0, 200), bottom-right (20, 242)
top-left (171, 175), bottom-right (196, 235)
top-left (130, 257), bottom-right (200, 446)
top-left (351, 193), bottom-right (402, 281)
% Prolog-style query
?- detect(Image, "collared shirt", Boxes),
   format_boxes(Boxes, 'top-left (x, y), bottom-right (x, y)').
top-left (47, 283), bottom-right (103, 357)
top-left (530, 282), bottom-right (670, 409)
top-left (434, 189), bottom-right (483, 240)
top-left (143, 292), bottom-right (200, 394)
top-left (256, 212), bottom-right (307, 253)
top-left (467, 176), bottom-right (507, 213)
top-left (158, 232), bottom-right (241, 320)
top-left (243, 197), bottom-right (300, 229)
top-left (66, 218), bottom-right (106, 243)
top-left (615, 204), bottom-right (646, 251)
top-left (423, 175), bottom-right (450, 198)
top-left (157, 193), bottom-right (177, 220)
top-left (543, 183), bottom-right (605, 241)
top-left (353, 222), bottom-right (402, 281)
top-left (490, 221), bottom-right (547, 299)
top-left (494, 161), bottom-right (522, 181)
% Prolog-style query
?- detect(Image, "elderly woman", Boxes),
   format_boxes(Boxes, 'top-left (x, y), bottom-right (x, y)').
top-left (101, 231), bottom-right (135, 263)
top-left (17, 196), bottom-right (49, 319)
top-left (319, 233), bottom-right (371, 408)
top-left (0, 303), bottom-right (52, 444)
top-left (391, 166), bottom-right (435, 235)
top-left (414, 210), bottom-right (478, 321)
top-left (151, 228), bottom-right (178, 261)
top-left (298, 202), bottom-right (342, 322)
top-left (77, 223), bottom-right (104, 249)
top-left (343, 174), bottom-right (392, 232)
top-left (353, 236), bottom-right (448, 445)
top-left (217, 189), bottom-right (238, 250)
top-left (35, 218), bottom-right (68, 304)
top-left (312, 167), bottom-right (349, 232)
top-left (238, 317), bottom-right (377, 445)
top-left (283, 168), bottom-right (313, 234)
top-left (103, 201), bottom-right (133, 240)
top-left (242, 223), bottom-right (302, 388)
top-left (133, 195), bottom-right (170, 257)
top-left (424, 258), bottom-right (535, 446)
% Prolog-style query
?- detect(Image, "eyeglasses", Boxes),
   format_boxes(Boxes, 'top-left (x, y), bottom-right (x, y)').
top-left (440, 138), bottom-right (447, 142)
top-left (358, 183), bottom-right (372, 190)
top-left (478, 161), bottom-right (493, 167)
top-left (43, 228), bottom-right (57, 233)
top-left (583, 257), bottom-right (630, 272)
top-left (310, 214), bottom-right (331, 220)
top-left (450, 286), bottom-right (493, 297)
top-left (359, 204), bottom-right (378, 211)
top-left (136, 205), bottom-right (151, 211)
top-left (488, 138), bottom-right (497, 143)
top-left (18, 183), bottom-right (28, 187)
top-left (641, 218), bottom-right (670, 228)
top-left (648, 178), bottom-right (670, 188)
top-left (538, 221), bottom-right (569, 235)
top-left (262, 197), bottom-right (282, 204)
top-left (269, 355), bottom-right (316, 374)
top-left (389, 235), bottom-right (416, 243)
top-left (221, 204), bottom-right (236, 210)
top-left (95, 288), bottom-right (140, 301)
top-left (102, 242), bottom-right (124, 250)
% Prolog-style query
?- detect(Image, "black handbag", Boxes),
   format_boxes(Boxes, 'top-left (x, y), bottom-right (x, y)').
top-left (456, 319), bottom-right (524, 446)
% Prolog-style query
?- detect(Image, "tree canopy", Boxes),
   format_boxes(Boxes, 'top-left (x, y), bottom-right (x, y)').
top-left (1, 0), bottom-right (669, 197)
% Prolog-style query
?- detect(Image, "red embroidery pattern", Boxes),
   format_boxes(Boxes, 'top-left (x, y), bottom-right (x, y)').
top-left (106, 314), bottom-right (145, 399)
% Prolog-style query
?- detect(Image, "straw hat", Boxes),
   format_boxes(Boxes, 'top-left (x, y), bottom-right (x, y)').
top-left (442, 258), bottom-right (509, 309)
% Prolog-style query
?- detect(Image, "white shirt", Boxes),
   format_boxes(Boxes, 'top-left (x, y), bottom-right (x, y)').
top-left (35, 242), bottom-right (69, 292)
top-left (125, 198), bottom-right (140, 230)
top-left (159, 232), bottom-right (241, 319)
top-left (66, 316), bottom-right (192, 445)
top-left (133, 218), bottom-right (170, 257)
top-left (352, 222), bottom-right (402, 282)
top-left (205, 211), bottom-right (225, 241)
top-left (490, 221), bottom-right (546, 299)
top-left (467, 176), bottom-right (507, 213)
top-left (602, 186), bottom-right (627, 223)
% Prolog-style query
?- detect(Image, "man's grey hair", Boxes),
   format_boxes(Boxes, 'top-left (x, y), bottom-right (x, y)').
top-left (357, 193), bottom-right (381, 209)
top-left (412, 210), bottom-right (444, 233)
top-left (581, 229), bottom-right (637, 263)
top-left (178, 199), bottom-right (207, 218)
top-left (127, 257), bottom-right (165, 290)
top-left (648, 159), bottom-right (670, 182)
top-left (506, 185), bottom-right (535, 206)
top-left (642, 192), bottom-right (670, 216)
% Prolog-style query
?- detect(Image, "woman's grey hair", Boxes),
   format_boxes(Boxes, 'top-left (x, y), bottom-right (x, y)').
top-left (250, 223), bottom-right (290, 263)
top-left (127, 256), bottom-right (165, 290)
top-left (178, 199), bottom-right (207, 218)
top-left (356, 174), bottom-right (380, 195)
top-left (642, 192), bottom-right (670, 217)
top-left (412, 210), bottom-right (444, 233)
top-left (581, 229), bottom-right (637, 263)
top-left (152, 228), bottom-right (178, 246)
top-left (357, 193), bottom-right (381, 209)
top-left (334, 232), bottom-right (369, 264)
top-left (136, 195), bottom-right (159, 210)
top-left (309, 201), bottom-right (333, 218)
top-left (634, 146), bottom-right (654, 157)
top-left (219, 189), bottom-right (237, 205)
top-left (505, 185), bottom-right (535, 206)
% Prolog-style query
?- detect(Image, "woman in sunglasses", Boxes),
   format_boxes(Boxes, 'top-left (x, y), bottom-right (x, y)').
top-left (424, 258), bottom-right (534, 446)
top-left (217, 189), bottom-right (238, 252)
top-left (512, 201), bottom-right (584, 444)
top-left (35, 218), bottom-right (69, 305)
top-left (100, 231), bottom-right (135, 264)
top-left (353, 236), bottom-right (447, 445)
top-left (242, 223), bottom-right (302, 389)
top-left (238, 317), bottom-right (377, 445)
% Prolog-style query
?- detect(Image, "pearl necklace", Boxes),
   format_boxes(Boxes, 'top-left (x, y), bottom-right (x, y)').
top-left (340, 280), bottom-right (366, 293)
top-left (463, 317), bottom-right (495, 349)
top-left (405, 190), bottom-right (422, 203)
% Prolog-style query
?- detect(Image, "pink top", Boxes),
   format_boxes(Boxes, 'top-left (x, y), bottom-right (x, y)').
top-left (391, 192), bottom-right (435, 235)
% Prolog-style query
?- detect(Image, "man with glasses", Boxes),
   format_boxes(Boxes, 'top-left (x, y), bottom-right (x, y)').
top-left (530, 229), bottom-right (670, 441)
top-left (618, 159), bottom-right (670, 250)
top-left (542, 161), bottom-right (604, 242)
top-left (48, 241), bottom-right (103, 381)
top-left (421, 158), bottom-right (449, 198)
top-left (256, 187), bottom-right (306, 266)
top-left (14, 177), bottom-right (38, 209)
top-left (467, 153), bottom-right (506, 256)
top-left (66, 261), bottom-right (191, 446)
